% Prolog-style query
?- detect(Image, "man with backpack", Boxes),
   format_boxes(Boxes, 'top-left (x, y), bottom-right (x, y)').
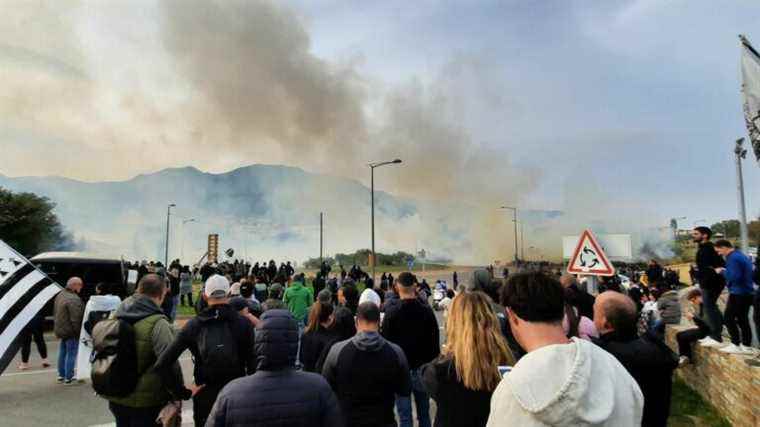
top-left (154, 274), bottom-right (256, 426)
top-left (99, 274), bottom-right (189, 426)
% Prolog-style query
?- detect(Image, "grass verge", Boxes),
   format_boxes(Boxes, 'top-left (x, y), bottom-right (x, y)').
top-left (668, 378), bottom-right (730, 427)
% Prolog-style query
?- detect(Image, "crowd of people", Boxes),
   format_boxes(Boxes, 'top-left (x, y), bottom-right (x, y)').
top-left (19, 224), bottom-right (758, 426)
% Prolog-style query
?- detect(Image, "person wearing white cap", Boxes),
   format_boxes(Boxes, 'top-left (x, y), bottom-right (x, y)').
top-left (359, 288), bottom-right (382, 307)
top-left (154, 274), bottom-right (256, 426)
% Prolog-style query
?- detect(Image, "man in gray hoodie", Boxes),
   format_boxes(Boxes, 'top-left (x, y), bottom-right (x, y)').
top-left (323, 301), bottom-right (412, 427)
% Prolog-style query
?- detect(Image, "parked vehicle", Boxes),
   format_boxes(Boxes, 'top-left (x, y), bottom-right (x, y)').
top-left (30, 252), bottom-right (134, 321)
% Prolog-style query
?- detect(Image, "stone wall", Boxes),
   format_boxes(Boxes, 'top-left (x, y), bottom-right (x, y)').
top-left (665, 325), bottom-right (760, 427)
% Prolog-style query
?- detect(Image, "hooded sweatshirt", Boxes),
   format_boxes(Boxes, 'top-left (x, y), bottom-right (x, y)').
top-left (322, 331), bottom-right (411, 427)
top-left (284, 280), bottom-right (314, 321)
top-left (206, 310), bottom-right (342, 427)
top-left (107, 294), bottom-right (188, 406)
top-left (487, 338), bottom-right (643, 427)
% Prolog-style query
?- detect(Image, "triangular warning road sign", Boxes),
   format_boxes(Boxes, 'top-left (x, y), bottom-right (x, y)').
top-left (567, 229), bottom-right (615, 276)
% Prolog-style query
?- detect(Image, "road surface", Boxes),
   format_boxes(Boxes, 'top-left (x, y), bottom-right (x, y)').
top-left (1, 310), bottom-right (447, 426)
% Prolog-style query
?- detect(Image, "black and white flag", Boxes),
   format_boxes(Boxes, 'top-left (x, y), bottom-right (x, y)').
top-left (740, 34), bottom-right (760, 164)
top-left (0, 240), bottom-right (61, 375)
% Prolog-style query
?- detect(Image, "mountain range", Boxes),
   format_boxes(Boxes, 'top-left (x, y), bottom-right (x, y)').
top-left (0, 164), bottom-right (564, 264)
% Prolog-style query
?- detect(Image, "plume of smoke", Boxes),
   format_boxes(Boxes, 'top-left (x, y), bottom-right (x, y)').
top-left (0, 0), bottom-right (673, 264)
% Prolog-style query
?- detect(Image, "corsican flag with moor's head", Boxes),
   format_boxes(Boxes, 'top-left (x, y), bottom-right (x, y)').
top-left (0, 240), bottom-right (61, 375)
top-left (740, 34), bottom-right (760, 164)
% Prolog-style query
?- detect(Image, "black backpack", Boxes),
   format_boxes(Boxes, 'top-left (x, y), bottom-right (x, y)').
top-left (84, 310), bottom-right (112, 336)
top-left (90, 318), bottom-right (138, 397)
top-left (197, 320), bottom-right (241, 384)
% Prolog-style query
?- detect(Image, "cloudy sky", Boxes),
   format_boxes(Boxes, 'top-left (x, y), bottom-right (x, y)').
top-left (2, 0), bottom-right (759, 230)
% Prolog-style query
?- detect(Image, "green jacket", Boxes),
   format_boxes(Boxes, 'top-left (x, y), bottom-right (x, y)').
top-left (107, 295), bottom-right (184, 408)
top-left (283, 282), bottom-right (313, 321)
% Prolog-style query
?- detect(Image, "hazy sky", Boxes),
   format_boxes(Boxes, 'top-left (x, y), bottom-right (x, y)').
top-left (2, 0), bottom-right (759, 229)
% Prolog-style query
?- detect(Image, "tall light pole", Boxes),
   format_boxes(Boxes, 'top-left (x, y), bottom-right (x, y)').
top-left (735, 138), bottom-right (749, 250)
top-left (500, 206), bottom-right (519, 264)
top-left (319, 212), bottom-right (324, 266)
top-left (164, 203), bottom-right (176, 267)
top-left (369, 159), bottom-right (402, 286)
top-left (181, 218), bottom-right (196, 262)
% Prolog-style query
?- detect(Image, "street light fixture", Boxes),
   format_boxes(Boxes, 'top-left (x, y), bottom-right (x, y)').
top-left (369, 159), bottom-right (403, 286)
top-left (500, 206), bottom-right (519, 264)
top-left (165, 204), bottom-right (176, 267)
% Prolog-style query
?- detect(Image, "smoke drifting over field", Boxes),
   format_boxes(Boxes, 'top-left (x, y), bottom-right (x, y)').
top-left (0, 1), bottom-right (674, 262)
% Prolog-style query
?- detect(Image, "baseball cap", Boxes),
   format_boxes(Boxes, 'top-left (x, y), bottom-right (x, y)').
top-left (205, 274), bottom-right (230, 298)
top-left (229, 282), bottom-right (241, 296)
top-left (359, 288), bottom-right (381, 306)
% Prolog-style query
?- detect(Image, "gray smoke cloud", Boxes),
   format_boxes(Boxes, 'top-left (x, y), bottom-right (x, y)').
top-left (0, 0), bottom-right (669, 264)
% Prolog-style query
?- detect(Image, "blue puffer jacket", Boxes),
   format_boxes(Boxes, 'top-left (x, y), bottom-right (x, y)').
top-left (205, 310), bottom-right (343, 427)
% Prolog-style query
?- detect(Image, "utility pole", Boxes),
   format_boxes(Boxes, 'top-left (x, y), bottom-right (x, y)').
top-left (735, 138), bottom-right (750, 250)
top-left (164, 203), bottom-right (176, 267)
top-left (369, 159), bottom-right (402, 286)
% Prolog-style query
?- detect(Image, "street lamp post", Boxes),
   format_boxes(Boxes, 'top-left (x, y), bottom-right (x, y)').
top-left (165, 204), bottom-right (176, 267)
top-left (369, 159), bottom-right (402, 287)
top-left (734, 138), bottom-right (749, 250)
top-left (181, 218), bottom-right (196, 262)
top-left (500, 206), bottom-right (519, 264)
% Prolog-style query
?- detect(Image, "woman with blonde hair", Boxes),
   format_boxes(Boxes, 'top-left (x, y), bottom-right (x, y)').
top-left (422, 291), bottom-right (514, 427)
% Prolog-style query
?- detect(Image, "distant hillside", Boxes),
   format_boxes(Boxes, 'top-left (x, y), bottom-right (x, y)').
top-left (0, 164), bottom-right (567, 263)
top-left (0, 165), bottom-right (421, 261)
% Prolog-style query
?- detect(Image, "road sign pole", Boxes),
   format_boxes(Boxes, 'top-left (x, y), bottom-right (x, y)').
top-left (586, 276), bottom-right (599, 296)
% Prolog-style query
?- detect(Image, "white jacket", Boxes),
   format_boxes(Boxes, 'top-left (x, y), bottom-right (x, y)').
top-left (75, 295), bottom-right (122, 381)
top-left (487, 337), bottom-right (643, 427)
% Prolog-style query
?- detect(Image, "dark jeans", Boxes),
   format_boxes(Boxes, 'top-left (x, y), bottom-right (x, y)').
top-left (194, 383), bottom-right (225, 426)
top-left (20, 325), bottom-right (47, 363)
top-left (754, 291), bottom-right (760, 347)
top-left (108, 402), bottom-right (161, 427)
top-left (724, 293), bottom-right (754, 346)
top-left (180, 293), bottom-right (194, 307)
top-left (701, 284), bottom-right (724, 341)
top-left (396, 368), bottom-right (431, 427)
top-left (676, 318), bottom-right (710, 359)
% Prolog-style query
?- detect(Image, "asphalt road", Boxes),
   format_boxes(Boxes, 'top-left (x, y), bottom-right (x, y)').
top-left (1, 310), bottom-right (448, 427)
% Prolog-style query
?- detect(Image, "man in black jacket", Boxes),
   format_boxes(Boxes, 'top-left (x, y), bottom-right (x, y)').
top-left (207, 310), bottom-right (342, 427)
top-left (381, 272), bottom-right (439, 427)
top-left (560, 274), bottom-right (595, 319)
top-left (692, 226), bottom-right (727, 345)
top-left (323, 302), bottom-right (411, 427)
top-left (593, 291), bottom-right (678, 427)
top-left (154, 275), bottom-right (255, 426)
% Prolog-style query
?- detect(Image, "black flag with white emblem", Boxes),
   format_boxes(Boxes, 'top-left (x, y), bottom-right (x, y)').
top-left (0, 241), bottom-right (61, 375)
